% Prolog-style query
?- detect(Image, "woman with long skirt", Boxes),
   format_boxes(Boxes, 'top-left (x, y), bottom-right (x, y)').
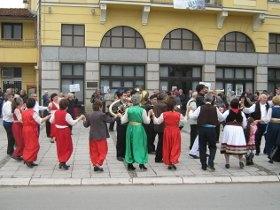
top-left (48, 93), bottom-right (59, 143)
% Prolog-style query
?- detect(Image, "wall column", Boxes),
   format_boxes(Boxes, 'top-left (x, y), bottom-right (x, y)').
top-left (202, 52), bottom-right (216, 89)
top-left (146, 63), bottom-right (159, 93)
top-left (85, 62), bottom-right (99, 111)
top-left (255, 66), bottom-right (268, 92)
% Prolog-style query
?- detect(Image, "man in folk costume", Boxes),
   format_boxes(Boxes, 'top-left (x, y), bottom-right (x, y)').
top-left (121, 93), bottom-right (151, 171)
top-left (50, 99), bottom-right (85, 170)
top-left (189, 93), bottom-right (223, 171)
top-left (242, 93), bottom-right (270, 155)
top-left (22, 98), bottom-right (50, 168)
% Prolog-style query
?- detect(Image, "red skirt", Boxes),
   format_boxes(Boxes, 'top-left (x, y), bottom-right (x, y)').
top-left (22, 125), bottom-right (40, 162)
top-left (12, 122), bottom-right (24, 157)
top-left (50, 123), bottom-right (57, 139)
top-left (55, 127), bottom-right (73, 163)
top-left (162, 127), bottom-right (181, 165)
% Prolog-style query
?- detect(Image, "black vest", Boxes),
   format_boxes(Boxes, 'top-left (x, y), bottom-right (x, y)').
top-left (251, 102), bottom-right (269, 120)
top-left (197, 104), bottom-right (219, 126)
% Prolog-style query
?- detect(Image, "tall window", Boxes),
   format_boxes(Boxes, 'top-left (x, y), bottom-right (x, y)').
top-left (100, 26), bottom-right (145, 48)
top-left (269, 34), bottom-right (280, 54)
top-left (268, 68), bottom-right (280, 92)
top-left (216, 67), bottom-right (254, 96)
top-left (61, 63), bottom-right (84, 102)
top-left (161, 29), bottom-right (202, 50)
top-left (160, 65), bottom-right (202, 91)
top-left (61, 24), bottom-right (85, 47)
top-left (1, 23), bottom-right (22, 40)
top-left (1, 67), bottom-right (22, 92)
top-left (218, 32), bottom-right (255, 52)
top-left (100, 64), bottom-right (145, 93)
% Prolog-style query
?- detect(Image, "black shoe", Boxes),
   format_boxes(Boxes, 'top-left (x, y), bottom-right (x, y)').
top-left (24, 161), bottom-right (33, 168)
top-left (139, 164), bottom-right (147, 171)
top-left (31, 162), bottom-right (38, 167)
top-left (148, 151), bottom-right (156, 155)
top-left (168, 165), bottom-right (173, 170)
top-left (209, 166), bottom-right (215, 171)
top-left (155, 159), bottom-right (163, 163)
top-left (189, 154), bottom-right (199, 159)
top-left (127, 163), bottom-right (136, 171)
top-left (268, 159), bottom-right (274, 164)
top-left (117, 157), bottom-right (123, 162)
top-left (172, 165), bottom-right (177, 170)
top-left (239, 162), bottom-right (244, 169)
top-left (59, 163), bottom-right (69, 170)
top-left (11, 156), bottom-right (23, 161)
top-left (225, 164), bottom-right (230, 169)
top-left (93, 166), bottom-right (103, 172)
top-left (201, 165), bottom-right (207, 171)
top-left (255, 152), bottom-right (260, 156)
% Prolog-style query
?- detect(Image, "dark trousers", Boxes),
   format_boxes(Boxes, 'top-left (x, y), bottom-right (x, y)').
top-left (155, 132), bottom-right (164, 162)
top-left (198, 126), bottom-right (217, 167)
top-left (109, 121), bottom-right (115, 131)
top-left (145, 124), bottom-right (156, 153)
top-left (215, 124), bottom-right (220, 143)
top-left (255, 123), bottom-right (267, 154)
top-left (190, 124), bottom-right (198, 150)
top-left (46, 120), bottom-right (51, 138)
top-left (3, 121), bottom-right (15, 156)
top-left (116, 123), bottom-right (127, 158)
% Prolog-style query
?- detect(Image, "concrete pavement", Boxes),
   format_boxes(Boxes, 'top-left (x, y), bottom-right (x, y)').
top-left (0, 120), bottom-right (280, 186)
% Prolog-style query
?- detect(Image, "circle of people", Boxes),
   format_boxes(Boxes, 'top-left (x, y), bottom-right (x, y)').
top-left (1, 84), bottom-right (280, 173)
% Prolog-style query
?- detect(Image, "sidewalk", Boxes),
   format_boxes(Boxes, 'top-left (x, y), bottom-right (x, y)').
top-left (0, 120), bottom-right (279, 186)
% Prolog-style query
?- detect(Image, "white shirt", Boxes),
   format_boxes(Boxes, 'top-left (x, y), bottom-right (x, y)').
top-left (50, 112), bottom-right (79, 128)
top-left (186, 98), bottom-right (197, 125)
top-left (189, 103), bottom-right (224, 122)
top-left (121, 108), bottom-right (151, 124)
top-left (2, 101), bottom-right (13, 122)
top-left (34, 101), bottom-right (48, 114)
top-left (262, 105), bottom-right (280, 124)
top-left (153, 112), bottom-right (187, 125)
top-left (221, 110), bottom-right (247, 128)
top-left (243, 103), bottom-right (268, 123)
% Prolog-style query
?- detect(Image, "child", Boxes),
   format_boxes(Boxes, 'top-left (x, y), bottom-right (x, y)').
top-left (83, 100), bottom-right (117, 172)
top-left (245, 117), bottom-right (257, 166)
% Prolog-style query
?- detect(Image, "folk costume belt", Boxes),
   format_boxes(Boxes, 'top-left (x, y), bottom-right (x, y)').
top-left (129, 122), bottom-right (142, 126)
top-left (270, 118), bottom-right (280, 124)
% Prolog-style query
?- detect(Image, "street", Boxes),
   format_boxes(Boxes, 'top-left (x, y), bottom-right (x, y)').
top-left (0, 183), bottom-right (279, 210)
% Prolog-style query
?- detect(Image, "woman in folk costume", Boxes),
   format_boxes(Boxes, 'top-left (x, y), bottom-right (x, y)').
top-left (83, 100), bottom-right (117, 172)
top-left (22, 98), bottom-right (50, 168)
top-left (11, 97), bottom-right (25, 161)
top-left (221, 98), bottom-right (247, 169)
top-left (244, 117), bottom-right (257, 165)
top-left (50, 99), bottom-right (84, 170)
top-left (48, 93), bottom-right (60, 143)
top-left (152, 96), bottom-right (186, 170)
top-left (121, 93), bottom-right (151, 171)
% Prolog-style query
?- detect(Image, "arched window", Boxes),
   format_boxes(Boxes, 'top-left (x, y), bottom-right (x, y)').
top-left (100, 26), bottom-right (145, 48)
top-left (161, 28), bottom-right (202, 50)
top-left (218, 32), bottom-right (255, 52)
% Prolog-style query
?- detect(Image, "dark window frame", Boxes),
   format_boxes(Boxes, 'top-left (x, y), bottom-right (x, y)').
top-left (218, 32), bottom-right (255, 53)
top-left (269, 33), bottom-right (280, 54)
top-left (60, 63), bottom-right (85, 103)
top-left (100, 64), bottom-right (146, 91)
top-left (161, 28), bottom-right (203, 50)
top-left (1, 23), bottom-right (23, 40)
top-left (61, 24), bottom-right (85, 47)
top-left (268, 68), bottom-right (280, 92)
top-left (100, 26), bottom-right (146, 49)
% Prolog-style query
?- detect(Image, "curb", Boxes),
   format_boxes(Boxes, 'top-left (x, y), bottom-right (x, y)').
top-left (0, 175), bottom-right (279, 186)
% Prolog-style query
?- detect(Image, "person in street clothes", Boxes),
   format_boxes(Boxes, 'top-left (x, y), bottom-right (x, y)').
top-left (242, 93), bottom-right (270, 155)
top-left (121, 93), bottom-right (151, 171)
top-left (11, 97), bottom-right (25, 160)
top-left (48, 93), bottom-right (60, 143)
top-left (152, 96), bottom-right (186, 170)
top-left (245, 117), bottom-right (257, 166)
top-left (22, 98), bottom-right (50, 168)
top-left (83, 100), bottom-right (117, 172)
top-left (220, 98), bottom-right (248, 169)
top-left (186, 91), bottom-right (198, 151)
top-left (2, 94), bottom-right (15, 156)
top-left (50, 99), bottom-right (84, 170)
top-left (189, 93), bottom-right (223, 171)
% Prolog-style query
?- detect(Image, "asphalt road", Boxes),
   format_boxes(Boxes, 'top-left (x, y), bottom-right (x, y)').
top-left (0, 183), bottom-right (279, 210)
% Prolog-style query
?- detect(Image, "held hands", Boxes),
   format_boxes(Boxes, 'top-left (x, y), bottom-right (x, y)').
top-left (148, 109), bottom-right (154, 118)
top-left (78, 114), bottom-right (86, 122)
top-left (115, 113), bottom-right (122, 118)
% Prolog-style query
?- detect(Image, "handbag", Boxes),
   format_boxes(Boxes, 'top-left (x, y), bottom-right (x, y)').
top-left (270, 146), bottom-right (280, 162)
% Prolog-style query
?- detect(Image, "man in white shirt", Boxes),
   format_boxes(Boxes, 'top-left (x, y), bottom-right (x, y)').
top-left (31, 93), bottom-right (48, 115)
top-left (2, 94), bottom-right (15, 156)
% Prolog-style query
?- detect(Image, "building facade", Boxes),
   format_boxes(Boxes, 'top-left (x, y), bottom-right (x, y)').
top-left (17, 0), bottom-right (280, 109)
top-left (0, 8), bottom-right (38, 95)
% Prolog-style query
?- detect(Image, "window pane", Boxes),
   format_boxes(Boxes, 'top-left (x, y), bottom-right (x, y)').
top-left (268, 69), bottom-right (275, 80)
top-left (171, 29), bottom-right (181, 39)
top-left (268, 82), bottom-right (274, 93)
top-left (224, 68), bottom-right (234, 78)
top-left (216, 82), bottom-right (223, 90)
top-left (276, 70), bottom-right (280, 80)
top-left (235, 84), bottom-right (244, 96)
top-left (136, 38), bottom-right (145, 48)
top-left (245, 82), bottom-right (253, 92)
top-left (237, 42), bottom-right (246, 52)
top-left (225, 42), bottom-right (235, 52)
top-left (160, 81), bottom-right (168, 91)
top-left (73, 79), bottom-right (84, 102)
top-left (100, 65), bottom-right (110, 76)
top-left (62, 25), bottom-right (73, 35)
top-left (74, 25), bottom-right (84, 36)
top-left (182, 30), bottom-right (192, 39)
top-left (112, 81), bottom-right (121, 88)
top-left (226, 33), bottom-right (235, 41)
top-left (3, 24), bottom-right (12, 39)
top-left (247, 43), bottom-right (254, 52)
top-left (192, 81), bottom-right (199, 90)
top-left (111, 37), bottom-right (122, 48)
top-left (61, 36), bottom-right (73, 46)
top-left (14, 68), bottom-right (22, 77)
top-left (62, 64), bottom-right (72, 76)
top-left (269, 44), bottom-right (276, 53)
top-left (123, 66), bottom-right (134, 76)
top-left (277, 44), bottom-right (280, 53)
top-left (171, 39), bottom-right (181, 49)
top-left (235, 69), bottom-right (244, 79)
top-left (218, 41), bottom-right (224, 51)
top-left (13, 24), bottom-right (22, 39)
top-left (246, 69), bottom-right (254, 79)
top-left (193, 41), bottom-right (202, 50)
top-left (162, 39), bottom-right (169, 49)
top-left (73, 64), bottom-right (84, 76)
top-left (111, 27), bottom-right (122, 36)
top-left (135, 66), bottom-right (144, 76)
top-left (124, 81), bottom-right (133, 88)
top-left (123, 27), bottom-right (135, 37)
top-left (160, 66), bottom-right (168, 77)
top-left (216, 68), bottom-right (223, 78)
top-left (192, 67), bottom-right (201, 77)
top-left (101, 37), bottom-right (111, 47)
top-left (182, 40), bottom-right (192, 50)
top-left (61, 79), bottom-right (72, 94)
top-left (236, 33), bottom-right (246, 42)
top-left (100, 80), bottom-right (109, 91)
top-left (73, 36), bottom-right (84, 47)
top-left (124, 37), bottom-right (135, 48)
top-left (111, 65), bottom-right (122, 76)
top-left (135, 80), bottom-right (144, 88)
top-left (269, 34), bottom-right (276, 43)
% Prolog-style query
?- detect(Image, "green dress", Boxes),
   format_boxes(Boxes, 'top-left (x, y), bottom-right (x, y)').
top-left (125, 105), bottom-right (148, 164)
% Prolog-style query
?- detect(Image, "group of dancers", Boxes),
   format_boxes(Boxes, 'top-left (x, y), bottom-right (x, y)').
top-left (2, 84), bottom-right (280, 173)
